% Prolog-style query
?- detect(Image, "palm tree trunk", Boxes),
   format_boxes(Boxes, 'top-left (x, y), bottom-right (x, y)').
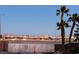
top-left (69, 22), bottom-right (75, 43)
top-left (61, 20), bottom-right (65, 45)
top-left (61, 12), bottom-right (65, 45)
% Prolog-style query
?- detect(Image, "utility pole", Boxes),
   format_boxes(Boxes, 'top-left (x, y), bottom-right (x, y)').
top-left (0, 14), bottom-right (4, 39)
top-left (0, 15), bottom-right (2, 38)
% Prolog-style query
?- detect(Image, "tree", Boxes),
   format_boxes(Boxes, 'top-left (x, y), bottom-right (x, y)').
top-left (68, 13), bottom-right (79, 43)
top-left (56, 6), bottom-right (70, 45)
top-left (74, 23), bottom-right (79, 42)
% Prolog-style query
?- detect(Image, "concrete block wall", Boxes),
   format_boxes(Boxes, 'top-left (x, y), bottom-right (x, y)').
top-left (8, 41), bottom-right (54, 53)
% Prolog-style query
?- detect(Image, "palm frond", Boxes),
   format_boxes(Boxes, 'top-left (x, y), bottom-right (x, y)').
top-left (56, 22), bottom-right (61, 26)
top-left (67, 17), bottom-right (72, 22)
top-left (65, 9), bottom-right (69, 13)
top-left (56, 10), bottom-right (60, 12)
top-left (76, 23), bottom-right (79, 26)
top-left (74, 30), bottom-right (78, 32)
top-left (57, 27), bottom-right (61, 30)
top-left (67, 14), bottom-right (71, 16)
top-left (56, 13), bottom-right (60, 16)
top-left (56, 22), bottom-right (61, 30)
top-left (65, 22), bottom-right (71, 28)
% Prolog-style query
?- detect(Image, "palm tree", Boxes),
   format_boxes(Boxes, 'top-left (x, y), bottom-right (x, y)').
top-left (68, 13), bottom-right (79, 43)
top-left (56, 5), bottom-right (70, 45)
top-left (74, 23), bottom-right (79, 42)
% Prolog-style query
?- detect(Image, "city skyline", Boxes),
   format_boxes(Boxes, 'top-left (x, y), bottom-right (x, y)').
top-left (0, 5), bottom-right (79, 36)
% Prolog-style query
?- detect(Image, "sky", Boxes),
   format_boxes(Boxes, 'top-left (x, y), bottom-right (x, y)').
top-left (0, 5), bottom-right (79, 36)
